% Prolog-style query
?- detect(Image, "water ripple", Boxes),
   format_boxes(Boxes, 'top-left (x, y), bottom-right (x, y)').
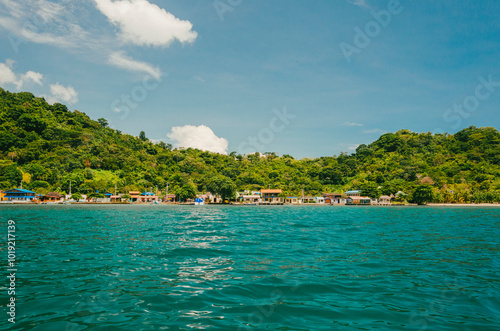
top-left (1, 205), bottom-right (499, 330)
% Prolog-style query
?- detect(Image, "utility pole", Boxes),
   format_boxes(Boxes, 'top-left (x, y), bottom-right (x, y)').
top-left (20, 179), bottom-right (23, 190)
top-left (166, 183), bottom-right (169, 203)
top-left (69, 180), bottom-right (72, 195)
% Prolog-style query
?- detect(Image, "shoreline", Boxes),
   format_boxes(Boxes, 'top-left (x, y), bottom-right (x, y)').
top-left (1, 202), bottom-right (499, 207)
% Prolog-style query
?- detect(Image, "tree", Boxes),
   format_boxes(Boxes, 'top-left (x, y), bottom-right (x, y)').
top-left (175, 183), bottom-right (196, 202)
top-left (207, 175), bottom-right (236, 202)
top-left (71, 192), bottom-right (83, 201)
top-left (359, 181), bottom-right (380, 199)
top-left (139, 131), bottom-right (148, 141)
top-left (1, 165), bottom-right (22, 188)
top-left (410, 185), bottom-right (434, 205)
top-left (98, 118), bottom-right (108, 128)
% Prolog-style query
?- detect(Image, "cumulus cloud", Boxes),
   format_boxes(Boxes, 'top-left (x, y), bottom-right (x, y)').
top-left (109, 51), bottom-right (161, 79)
top-left (94, 0), bottom-right (197, 47)
top-left (47, 83), bottom-right (78, 104)
top-left (167, 125), bottom-right (228, 154)
top-left (23, 71), bottom-right (44, 85)
top-left (0, 59), bottom-right (43, 89)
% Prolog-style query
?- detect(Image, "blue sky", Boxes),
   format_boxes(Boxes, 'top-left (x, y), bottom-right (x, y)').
top-left (0, 0), bottom-right (499, 158)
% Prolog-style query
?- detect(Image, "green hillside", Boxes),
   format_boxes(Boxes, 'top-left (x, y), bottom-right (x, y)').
top-left (1, 87), bottom-right (500, 203)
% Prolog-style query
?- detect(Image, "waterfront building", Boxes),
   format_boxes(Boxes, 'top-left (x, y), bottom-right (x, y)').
top-left (346, 196), bottom-right (371, 205)
top-left (261, 189), bottom-right (283, 204)
top-left (3, 188), bottom-right (37, 202)
top-left (40, 192), bottom-right (63, 202)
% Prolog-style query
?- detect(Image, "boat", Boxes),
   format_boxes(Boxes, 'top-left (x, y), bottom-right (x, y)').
top-left (194, 198), bottom-right (205, 205)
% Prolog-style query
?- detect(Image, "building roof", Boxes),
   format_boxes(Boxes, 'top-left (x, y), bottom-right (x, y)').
top-left (348, 196), bottom-right (371, 200)
top-left (261, 189), bottom-right (282, 193)
top-left (379, 195), bottom-right (391, 199)
top-left (44, 192), bottom-right (62, 197)
top-left (129, 191), bottom-right (140, 194)
top-left (243, 195), bottom-right (260, 198)
top-left (4, 188), bottom-right (36, 194)
top-left (141, 192), bottom-right (155, 196)
top-left (345, 190), bottom-right (361, 194)
top-left (286, 196), bottom-right (298, 199)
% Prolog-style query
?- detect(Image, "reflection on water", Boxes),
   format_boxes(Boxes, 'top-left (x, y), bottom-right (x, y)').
top-left (2, 205), bottom-right (499, 330)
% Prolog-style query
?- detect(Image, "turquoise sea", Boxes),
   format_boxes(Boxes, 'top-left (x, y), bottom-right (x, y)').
top-left (1, 205), bottom-right (499, 330)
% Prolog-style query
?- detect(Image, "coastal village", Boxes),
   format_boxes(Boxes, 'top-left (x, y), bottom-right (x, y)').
top-left (0, 187), bottom-right (395, 205)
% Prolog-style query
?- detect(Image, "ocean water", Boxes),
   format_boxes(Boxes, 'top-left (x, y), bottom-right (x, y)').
top-left (1, 205), bottom-right (499, 330)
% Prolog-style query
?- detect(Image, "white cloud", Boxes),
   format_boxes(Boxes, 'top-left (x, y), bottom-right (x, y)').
top-left (47, 83), bottom-right (78, 104)
top-left (0, 1), bottom-right (185, 79)
top-left (0, 0), bottom-right (91, 50)
top-left (94, 0), bottom-right (197, 47)
top-left (0, 59), bottom-right (43, 89)
top-left (348, 144), bottom-right (360, 151)
top-left (348, 0), bottom-right (370, 9)
top-left (343, 122), bottom-right (363, 127)
top-left (0, 61), bottom-right (20, 88)
top-left (193, 75), bottom-right (205, 83)
top-left (167, 125), bottom-right (228, 154)
top-left (109, 51), bottom-right (161, 79)
top-left (363, 128), bottom-right (386, 134)
top-left (22, 71), bottom-right (44, 86)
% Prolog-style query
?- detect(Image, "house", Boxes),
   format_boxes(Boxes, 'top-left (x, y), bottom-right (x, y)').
top-left (345, 190), bottom-right (361, 197)
top-left (164, 194), bottom-right (176, 203)
top-left (129, 191), bottom-right (141, 202)
top-left (3, 189), bottom-right (37, 202)
top-left (315, 196), bottom-right (325, 204)
top-left (0, 191), bottom-right (5, 201)
top-left (346, 196), bottom-right (371, 205)
top-left (261, 189), bottom-right (283, 204)
top-left (300, 196), bottom-right (316, 204)
top-left (40, 192), bottom-right (63, 202)
top-left (378, 195), bottom-right (392, 205)
top-left (285, 196), bottom-right (299, 204)
top-left (140, 192), bottom-right (158, 203)
top-left (206, 192), bottom-right (223, 203)
top-left (323, 193), bottom-right (345, 204)
top-left (243, 195), bottom-right (261, 204)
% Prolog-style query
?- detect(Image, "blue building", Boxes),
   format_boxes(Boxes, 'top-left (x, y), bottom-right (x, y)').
top-left (3, 189), bottom-right (37, 201)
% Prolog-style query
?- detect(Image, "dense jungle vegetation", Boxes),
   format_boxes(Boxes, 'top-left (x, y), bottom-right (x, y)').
top-left (1, 88), bottom-right (500, 203)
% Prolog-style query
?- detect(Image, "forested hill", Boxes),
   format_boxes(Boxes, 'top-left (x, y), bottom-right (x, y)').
top-left (1, 88), bottom-right (500, 203)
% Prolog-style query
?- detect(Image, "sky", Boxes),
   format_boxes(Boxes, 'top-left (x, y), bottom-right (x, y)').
top-left (0, 0), bottom-right (499, 158)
